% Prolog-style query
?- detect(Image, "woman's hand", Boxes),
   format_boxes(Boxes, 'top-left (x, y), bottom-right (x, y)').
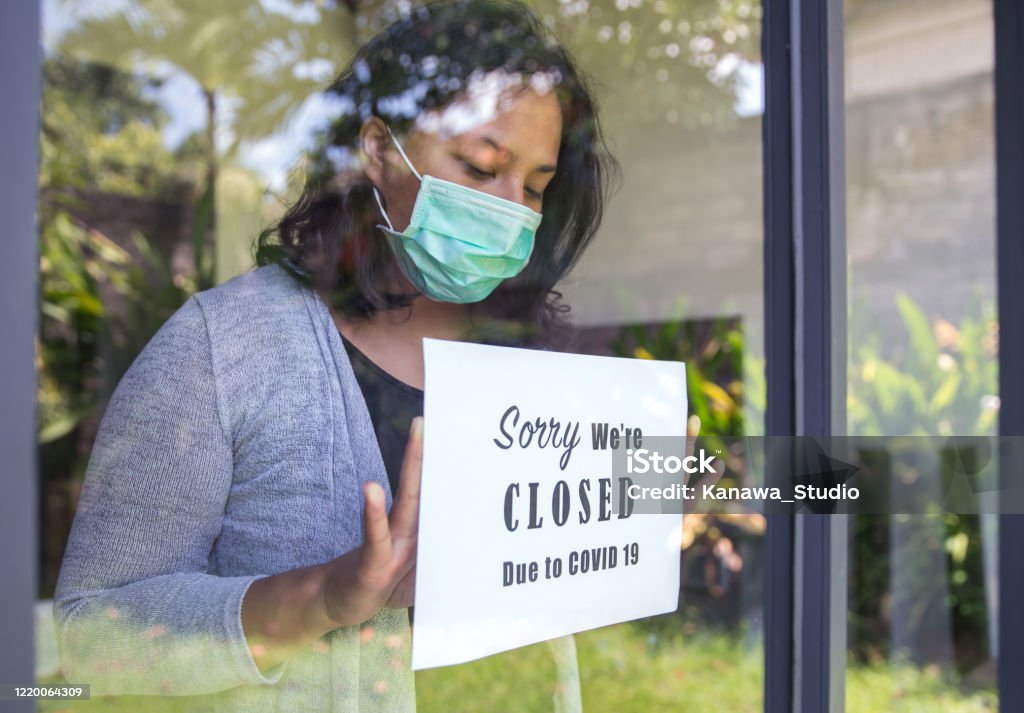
top-left (320, 415), bottom-right (423, 626)
top-left (686, 414), bottom-right (701, 461)
top-left (684, 414), bottom-right (724, 512)
top-left (240, 416), bottom-right (423, 673)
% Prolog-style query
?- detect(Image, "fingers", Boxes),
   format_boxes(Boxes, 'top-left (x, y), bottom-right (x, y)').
top-left (360, 482), bottom-right (393, 572)
top-left (684, 414), bottom-right (702, 516)
top-left (386, 566), bottom-right (417, 609)
top-left (684, 414), bottom-right (725, 491)
top-left (685, 414), bottom-right (701, 459)
top-left (389, 416), bottom-right (424, 539)
top-left (704, 456), bottom-right (726, 489)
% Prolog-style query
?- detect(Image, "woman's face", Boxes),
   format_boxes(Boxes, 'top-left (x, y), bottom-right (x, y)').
top-left (361, 85), bottom-right (563, 236)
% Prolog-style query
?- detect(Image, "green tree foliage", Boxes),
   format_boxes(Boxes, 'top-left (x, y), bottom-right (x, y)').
top-left (609, 315), bottom-right (749, 442)
top-left (847, 295), bottom-right (998, 437)
top-left (57, 0), bottom-right (354, 152)
top-left (844, 296), bottom-right (998, 672)
top-left (38, 56), bottom-right (209, 596)
top-left (56, 0), bottom-right (355, 284)
top-left (352, 0), bottom-right (762, 138)
top-left (609, 296), bottom-right (998, 674)
top-left (38, 55), bottom-right (199, 454)
top-left (40, 55), bottom-right (193, 198)
top-left (535, 0), bottom-right (761, 132)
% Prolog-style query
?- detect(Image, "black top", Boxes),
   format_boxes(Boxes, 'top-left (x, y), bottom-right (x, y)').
top-left (341, 335), bottom-right (424, 498)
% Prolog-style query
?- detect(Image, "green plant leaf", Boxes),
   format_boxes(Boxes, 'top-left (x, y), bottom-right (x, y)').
top-left (928, 371), bottom-right (962, 418)
top-left (896, 293), bottom-right (940, 383)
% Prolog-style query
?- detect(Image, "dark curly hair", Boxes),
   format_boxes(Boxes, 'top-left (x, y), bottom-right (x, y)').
top-left (255, 0), bottom-right (617, 348)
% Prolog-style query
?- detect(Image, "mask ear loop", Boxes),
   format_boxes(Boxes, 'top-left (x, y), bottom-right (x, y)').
top-left (372, 125), bottom-right (423, 231)
top-left (371, 186), bottom-right (396, 231)
top-left (384, 125), bottom-right (423, 181)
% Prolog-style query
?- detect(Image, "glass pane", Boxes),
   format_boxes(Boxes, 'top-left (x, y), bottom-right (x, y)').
top-left (36, 0), bottom-right (358, 705)
top-left (393, 1), bottom-right (767, 710)
top-left (843, 0), bottom-right (998, 709)
top-left (37, 1), bottom-right (765, 710)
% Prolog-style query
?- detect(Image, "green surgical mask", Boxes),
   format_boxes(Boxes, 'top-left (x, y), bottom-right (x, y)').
top-left (372, 127), bottom-right (543, 304)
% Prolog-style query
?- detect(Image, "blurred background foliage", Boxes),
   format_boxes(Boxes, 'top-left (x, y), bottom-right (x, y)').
top-left (56, 0), bottom-right (355, 156)
top-left (353, 0), bottom-right (762, 135)
top-left (606, 316), bottom-right (766, 640)
top-left (54, 0), bottom-right (355, 284)
top-left (38, 56), bottom-right (200, 449)
top-left (37, 54), bottom-right (208, 595)
top-left (845, 294), bottom-right (998, 674)
top-left (848, 294), bottom-right (999, 438)
top-left (605, 294), bottom-right (998, 675)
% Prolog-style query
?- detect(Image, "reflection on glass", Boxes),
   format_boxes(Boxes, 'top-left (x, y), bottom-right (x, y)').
top-left (37, 2), bottom-right (357, 689)
top-left (37, 0), bottom-right (765, 710)
top-left (844, 0), bottom-right (998, 709)
top-left (406, 0), bottom-right (767, 710)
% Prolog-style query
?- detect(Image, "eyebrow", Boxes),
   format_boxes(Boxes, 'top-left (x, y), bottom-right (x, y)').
top-left (480, 136), bottom-right (557, 173)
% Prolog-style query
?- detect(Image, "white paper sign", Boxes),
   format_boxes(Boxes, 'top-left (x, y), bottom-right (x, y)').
top-left (411, 338), bottom-right (687, 670)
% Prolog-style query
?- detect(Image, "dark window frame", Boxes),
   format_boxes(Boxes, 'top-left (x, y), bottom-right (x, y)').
top-left (761, 0), bottom-right (848, 710)
top-left (1, 3), bottom-right (41, 712)
top-left (764, 0), bottom-right (1024, 710)
top-left (995, 0), bottom-right (1024, 709)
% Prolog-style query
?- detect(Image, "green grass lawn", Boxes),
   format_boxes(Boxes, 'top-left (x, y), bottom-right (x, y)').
top-left (417, 625), bottom-right (997, 713)
top-left (38, 623), bottom-right (996, 712)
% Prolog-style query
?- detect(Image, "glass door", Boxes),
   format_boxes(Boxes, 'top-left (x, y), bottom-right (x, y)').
top-left (842, 0), bottom-right (999, 709)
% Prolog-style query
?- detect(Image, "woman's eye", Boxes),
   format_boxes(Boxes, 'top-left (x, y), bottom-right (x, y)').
top-left (526, 187), bottom-right (544, 201)
top-left (461, 160), bottom-right (494, 179)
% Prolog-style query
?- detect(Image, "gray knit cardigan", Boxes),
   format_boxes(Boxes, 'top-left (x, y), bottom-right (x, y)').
top-left (54, 263), bottom-right (415, 712)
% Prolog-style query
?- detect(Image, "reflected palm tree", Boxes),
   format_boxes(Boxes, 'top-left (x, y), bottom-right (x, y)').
top-left (57, 0), bottom-right (356, 285)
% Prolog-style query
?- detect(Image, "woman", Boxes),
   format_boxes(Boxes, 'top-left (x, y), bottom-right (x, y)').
top-left (54, 0), bottom-right (615, 710)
